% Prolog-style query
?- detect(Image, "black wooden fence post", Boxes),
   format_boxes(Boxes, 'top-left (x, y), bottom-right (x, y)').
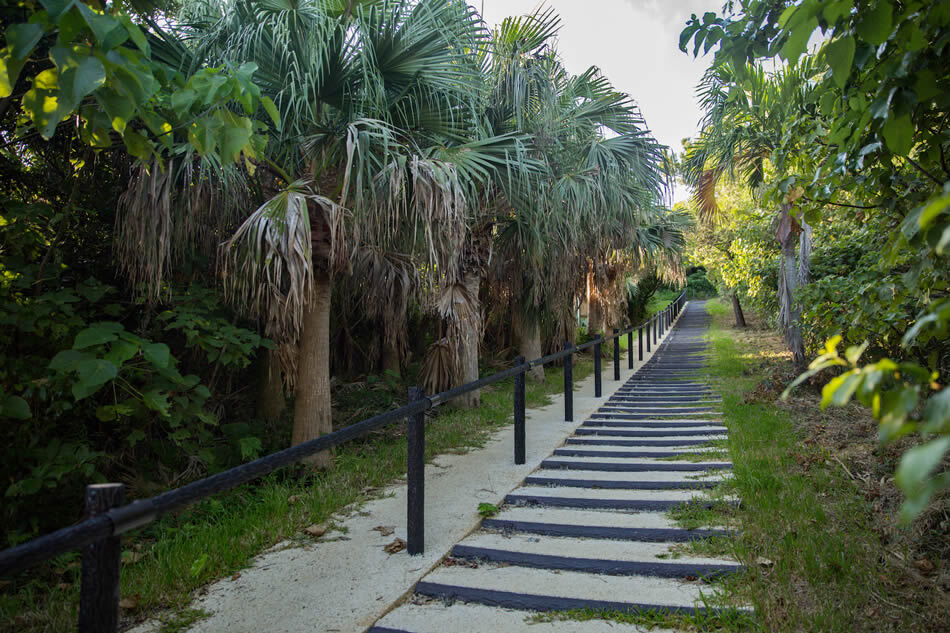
top-left (563, 342), bottom-right (573, 421)
top-left (627, 329), bottom-right (633, 369)
top-left (79, 483), bottom-right (124, 633)
top-left (613, 329), bottom-right (620, 380)
top-left (514, 357), bottom-right (526, 465)
top-left (407, 386), bottom-right (425, 555)
top-left (593, 338), bottom-right (602, 398)
top-left (638, 325), bottom-right (644, 360)
top-left (653, 315), bottom-right (658, 345)
top-left (646, 320), bottom-right (651, 352)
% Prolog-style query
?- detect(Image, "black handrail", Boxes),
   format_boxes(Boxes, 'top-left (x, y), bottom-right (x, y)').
top-left (0, 291), bottom-right (687, 632)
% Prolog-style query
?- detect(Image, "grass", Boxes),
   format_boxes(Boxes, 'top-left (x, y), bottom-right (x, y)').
top-left (696, 298), bottom-right (947, 632)
top-left (1, 357), bottom-right (593, 633)
top-left (658, 449), bottom-right (730, 462)
top-left (526, 605), bottom-right (756, 631)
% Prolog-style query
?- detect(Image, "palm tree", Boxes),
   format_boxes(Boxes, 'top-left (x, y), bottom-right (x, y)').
top-left (484, 10), bottom-right (670, 372)
top-left (684, 61), bottom-right (818, 365)
top-left (119, 0), bottom-right (521, 463)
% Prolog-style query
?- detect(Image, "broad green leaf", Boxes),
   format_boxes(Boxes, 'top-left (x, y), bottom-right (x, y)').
top-left (50, 349), bottom-right (85, 371)
top-left (170, 88), bottom-right (197, 114)
top-left (881, 114), bottom-right (913, 155)
top-left (844, 341), bottom-right (868, 365)
top-left (142, 342), bottom-right (171, 369)
top-left (104, 339), bottom-right (139, 365)
top-left (917, 193), bottom-right (950, 230)
top-left (117, 14), bottom-right (149, 53)
top-left (822, 0), bottom-right (851, 25)
top-left (895, 437), bottom-right (950, 494)
top-left (914, 70), bottom-right (938, 102)
top-left (72, 358), bottom-right (118, 400)
top-left (824, 35), bottom-right (854, 89)
top-left (6, 23), bottom-right (44, 59)
top-left (821, 371), bottom-right (861, 409)
top-left (781, 17), bottom-right (818, 62)
top-left (76, 3), bottom-right (127, 49)
top-left (22, 68), bottom-right (73, 139)
top-left (74, 324), bottom-right (120, 349)
top-left (2, 395), bottom-right (31, 420)
top-left (0, 53), bottom-right (26, 98)
top-left (122, 128), bottom-right (153, 160)
top-left (96, 87), bottom-right (134, 134)
top-left (856, 2), bottom-right (893, 45)
top-left (261, 96), bottom-right (281, 129)
top-left (59, 55), bottom-right (106, 107)
top-left (40, 0), bottom-right (76, 21)
top-left (142, 389), bottom-right (170, 416)
top-left (127, 428), bottom-right (146, 447)
top-left (923, 389), bottom-right (950, 433)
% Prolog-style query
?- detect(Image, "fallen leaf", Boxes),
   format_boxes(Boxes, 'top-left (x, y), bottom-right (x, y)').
top-left (287, 495), bottom-right (301, 505)
top-left (231, 573), bottom-right (241, 581)
top-left (384, 538), bottom-right (407, 554)
top-left (57, 583), bottom-right (71, 590)
top-left (0, 580), bottom-right (11, 592)
top-left (756, 556), bottom-right (774, 567)
top-left (303, 524), bottom-right (326, 537)
top-left (914, 558), bottom-right (936, 575)
top-left (372, 525), bottom-right (395, 536)
top-left (118, 597), bottom-right (138, 609)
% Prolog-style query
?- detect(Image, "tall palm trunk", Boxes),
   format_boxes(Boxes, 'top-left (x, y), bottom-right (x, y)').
top-left (778, 228), bottom-right (806, 367)
top-left (587, 272), bottom-right (604, 335)
top-left (519, 318), bottom-right (545, 382)
top-left (456, 271), bottom-right (482, 408)
top-left (731, 291), bottom-right (747, 328)
top-left (256, 349), bottom-right (286, 423)
top-left (381, 321), bottom-right (401, 376)
top-left (293, 270), bottom-right (332, 467)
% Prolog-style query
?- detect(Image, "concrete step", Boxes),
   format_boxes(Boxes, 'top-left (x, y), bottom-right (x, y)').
top-left (540, 459), bottom-right (731, 472)
top-left (413, 565), bottom-right (728, 614)
top-left (451, 534), bottom-right (740, 579)
top-left (564, 437), bottom-right (719, 447)
top-left (370, 601), bottom-right (673, 633)
top-left (524, 469), bottom-right (730, 485)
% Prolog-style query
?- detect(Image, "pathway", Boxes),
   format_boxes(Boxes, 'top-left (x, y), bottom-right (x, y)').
top-left (370, 301), bottom-right (745, 632)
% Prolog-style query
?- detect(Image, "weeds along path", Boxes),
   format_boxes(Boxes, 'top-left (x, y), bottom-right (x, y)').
top-left (371, 301), bottom-right (751, 632)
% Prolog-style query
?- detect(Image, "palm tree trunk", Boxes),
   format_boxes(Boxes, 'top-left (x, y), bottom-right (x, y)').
top-left (778, 233), bottom-right (806, 367)
top-left (731, 291), bottom-right (747, 328)
top-left (292, 270), bottom-right (333, 467)
top-left (456, 271), bottom-right (482, 408)
top-left (381, 324), bottom-right (401, 377)
top-left (519, 318), bottom-right (545, 382)
top-left (256, 348), bottom-right (286, 423)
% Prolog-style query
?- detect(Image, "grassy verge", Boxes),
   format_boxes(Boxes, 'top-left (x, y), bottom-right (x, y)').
top-left (697, 298), bottom-right (948, 632)
top-left (1, 358), bottom-right (593, 633)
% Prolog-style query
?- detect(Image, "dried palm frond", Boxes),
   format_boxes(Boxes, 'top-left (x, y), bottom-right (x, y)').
top-left (436, 281), bottom-right (478, 324)
top-left (218, 182), bottom-right (342, 342)
top-left (116, 159), bottom-right (174, 298)
top-left (419, 338), bottom-right (456, 395)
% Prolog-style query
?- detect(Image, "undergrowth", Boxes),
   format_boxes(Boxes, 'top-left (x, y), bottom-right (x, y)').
top-left (1, 358), bottom-right (593, 632)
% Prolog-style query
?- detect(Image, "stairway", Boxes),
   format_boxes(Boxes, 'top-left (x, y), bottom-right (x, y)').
top-left (369, 302), bottom-right (746, 632)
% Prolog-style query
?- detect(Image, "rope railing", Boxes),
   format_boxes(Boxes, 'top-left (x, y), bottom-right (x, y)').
top-left (0, 290), bottom-right (687, 632)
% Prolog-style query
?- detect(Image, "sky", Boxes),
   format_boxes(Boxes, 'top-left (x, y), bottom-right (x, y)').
top-left (473, 0), bottom-right (724, 203)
